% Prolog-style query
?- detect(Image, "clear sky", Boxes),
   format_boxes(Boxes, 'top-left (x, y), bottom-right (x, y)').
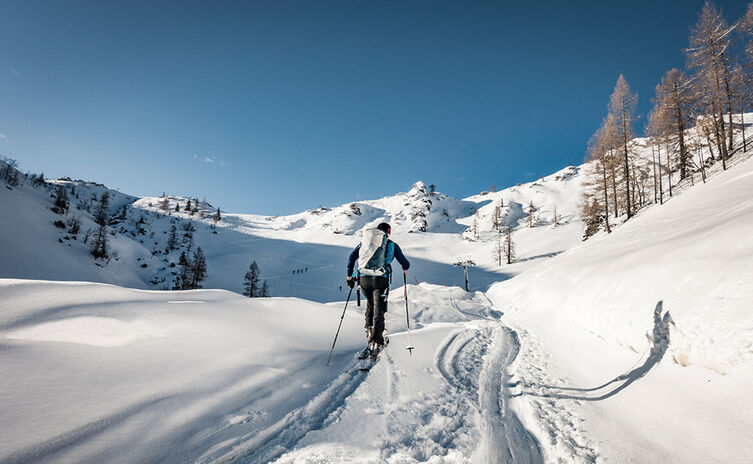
top-left (0, 1), bottom-right (748, 214)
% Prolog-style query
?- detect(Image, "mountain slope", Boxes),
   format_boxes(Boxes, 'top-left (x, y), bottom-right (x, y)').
top-left (488, 149), bottom-right (753, 463)
top-left (1, 165), bottom-right (586, 302)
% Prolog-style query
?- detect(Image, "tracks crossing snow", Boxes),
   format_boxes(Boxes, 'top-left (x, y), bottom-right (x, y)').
top-left (256, 291), bottom-right (551, 463)
top-left (435, 324), bottom-right (543, 463)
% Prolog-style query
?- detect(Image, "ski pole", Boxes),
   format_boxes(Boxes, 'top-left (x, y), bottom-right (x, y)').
top-left (327, 285), bottom-right (354, 366)
top-left (404, 270), bottom-right (414, 355)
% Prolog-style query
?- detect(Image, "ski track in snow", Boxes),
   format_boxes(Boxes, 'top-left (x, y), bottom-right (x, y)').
top-left (248, 294), bottom-right (590, 464)
top-left (435, 325), bottom-right (543, 464)
top-left (198, 358), bottom-right (370, 463)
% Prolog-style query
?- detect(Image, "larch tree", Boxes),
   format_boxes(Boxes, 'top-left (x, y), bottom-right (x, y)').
top-left (526, 200), bottom-right (536, 228)
top-left (654, 69), bottom-right (694, 180)
top-left (608, 74), bottom-right (638, 219)
top-left (686, 1), bottom-right (736, 168)
top-left (646, 107), bottom-right (666, 205)
top-left (492, 230), bottom-right (504, 266)
top-left (730, 64), bottom-right (751, 152)
top-left (503, 226), bottom-right (515, 264)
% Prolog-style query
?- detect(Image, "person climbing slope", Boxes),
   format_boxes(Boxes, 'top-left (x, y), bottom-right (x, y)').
top-left (346, 222), bottom-right (410, 357)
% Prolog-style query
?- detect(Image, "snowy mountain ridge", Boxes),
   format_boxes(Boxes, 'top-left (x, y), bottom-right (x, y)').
top-left (0, 160), bottom-right (587, 301)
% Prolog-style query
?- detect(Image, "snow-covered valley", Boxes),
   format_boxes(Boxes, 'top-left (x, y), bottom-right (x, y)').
top-left (1, 143), bottom-right (753, 463)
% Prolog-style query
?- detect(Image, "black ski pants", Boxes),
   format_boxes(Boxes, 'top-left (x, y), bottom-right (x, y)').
top-left (359, 275), bottom-right (389, 345)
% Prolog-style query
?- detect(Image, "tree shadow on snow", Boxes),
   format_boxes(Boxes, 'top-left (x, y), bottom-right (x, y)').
top-left (514, 301), bottom-right (672, 401)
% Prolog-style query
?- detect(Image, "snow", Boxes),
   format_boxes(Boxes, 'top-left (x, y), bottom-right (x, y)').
top-left (2, 120), bottom-right (753, 462)
top-left (488, 153), bottom-right (753, 462)
top-left (0, 163), bottom-right (586, 303)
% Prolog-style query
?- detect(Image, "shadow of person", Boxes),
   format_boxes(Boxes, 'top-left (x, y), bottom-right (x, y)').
top-left (515, 301), bottom-right (672, 401)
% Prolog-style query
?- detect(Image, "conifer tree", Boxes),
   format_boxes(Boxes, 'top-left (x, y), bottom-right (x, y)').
top-left (686, 1), bottom-right (736, 167)
top-left (492, 230), bottom-right (503, 266)
top-left (491, 203), bottom-right (502, 231)
top-left (243, 261), bottom-right (261, 297)
top-left (167, 225), bottom-right (178, 251)
top-left (730, 64), bottom-right (751, 152)
top-left (188, 247), bottom-right (207, 289)
top-left (553, 204), bottom-right (559, 226)
top-left (159, 195), bottom-right (170, 213)
top-left (503, 226), bottom-right (515, 264)
top-left (608, 74), bottom-right (638, 218)
top-left (526, 201), bottom-right (536, 228)
top-left (260, 280), bottom-right (269, 297)
top-left (653, 69), bottom-right (693, 179)
top-left (174, 251), bottom-right (189, 290)
top-left (53, 184), bottom-right (69, 214)
top-left (91, 191), bottom-right (110, 259)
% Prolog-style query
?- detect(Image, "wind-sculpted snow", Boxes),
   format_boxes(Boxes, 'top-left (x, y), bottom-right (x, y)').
top-left (2, 278), bottom-right (604, 463)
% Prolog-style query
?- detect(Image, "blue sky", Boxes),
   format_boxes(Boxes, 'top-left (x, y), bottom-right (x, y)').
top-left (0, 1), bottom-right (748, 214)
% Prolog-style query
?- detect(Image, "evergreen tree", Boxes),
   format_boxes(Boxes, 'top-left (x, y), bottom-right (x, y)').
top-left (175, 202), bottom-right (180, 212)
top-left (175, 251), bottom-right (189, 289)
top-left (260, 280), bottom-right (269, 297)
top-left (167, 225), bottom-right (178, 251)
top-left (214, 207), bottom-right (221, 222)
top-left (185, 198), bottom-right (192, 212)
top-left (243, 261), bottom-right (261, 297)
top-left (67, 215), bottom-right (81, 235)
top-left (91, 191), bottom-right (110, 259)
top-left (52, 184), bottom-right (69, 214)
top-left (200, 198), bottom-right (209, 218)
top-left (159, 195), bottom-right (170, 212)
top-left (188, 247), bottom-right (207, 289)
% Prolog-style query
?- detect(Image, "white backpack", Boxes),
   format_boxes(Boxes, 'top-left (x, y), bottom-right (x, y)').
top-left (357, 228), bottom-right (388, 277)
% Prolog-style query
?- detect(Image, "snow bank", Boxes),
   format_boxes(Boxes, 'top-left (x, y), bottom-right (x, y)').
top-left (0, 279), bottom-right (366, 463)
top-left (489, 155), bottom-right (753, 374)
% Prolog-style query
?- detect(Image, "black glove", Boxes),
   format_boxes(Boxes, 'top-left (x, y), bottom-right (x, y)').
top-left (347, 277), bottom-right (356, 288)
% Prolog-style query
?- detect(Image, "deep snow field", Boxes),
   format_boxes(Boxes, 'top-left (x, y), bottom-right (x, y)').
top-left (2, 131), bottom-right (753, 463)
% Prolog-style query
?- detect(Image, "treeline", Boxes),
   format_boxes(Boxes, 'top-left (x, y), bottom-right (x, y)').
top-left (583, 1), bottom-right (753, 238)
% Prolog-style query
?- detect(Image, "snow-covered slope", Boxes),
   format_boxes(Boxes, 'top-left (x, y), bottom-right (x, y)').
top-left (0, 179), bottom-right (157, 289)
top-left (488, 150), bottom-right (753, 463)
top-left (0, 279), bottom-right (560, 463)
top-left (3, 135), bottom-right (753, 463)
top-left (1, 166), bottom-right (586, 302)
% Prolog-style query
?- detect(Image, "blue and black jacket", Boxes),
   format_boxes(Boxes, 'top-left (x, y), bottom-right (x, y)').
top-left (346, 240), bottom-right (410, 280)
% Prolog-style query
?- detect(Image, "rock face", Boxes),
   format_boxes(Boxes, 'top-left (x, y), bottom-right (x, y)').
top-left (407, 181), bottom-right (432, 232)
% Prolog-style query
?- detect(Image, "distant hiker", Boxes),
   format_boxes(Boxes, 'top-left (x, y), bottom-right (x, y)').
top-left (346, 222), bottom-right (410, 354)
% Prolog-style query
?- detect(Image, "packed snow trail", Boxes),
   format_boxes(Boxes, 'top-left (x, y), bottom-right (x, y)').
top-left (260, 288), bottom-right (548, 464)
